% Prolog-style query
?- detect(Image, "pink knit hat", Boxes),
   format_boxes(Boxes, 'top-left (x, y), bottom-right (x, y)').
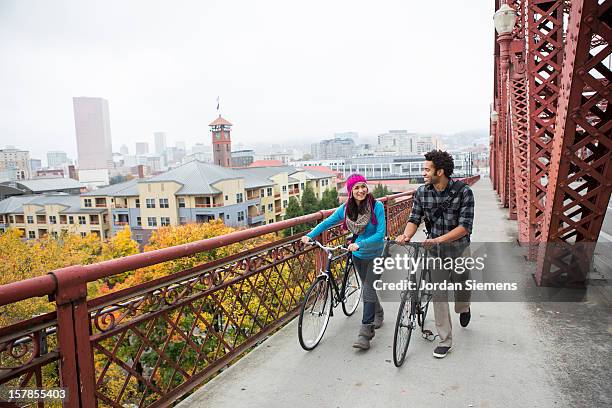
top-left (342, 173), bottom-right (378, 229)
top-left (346, 174), bottom-right (368, 198)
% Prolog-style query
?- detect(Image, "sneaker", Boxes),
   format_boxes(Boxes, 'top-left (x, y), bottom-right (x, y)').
top-left (433, 346), bottom-right (451, 358)
top-left (460, 308), bottom-right (471, 327)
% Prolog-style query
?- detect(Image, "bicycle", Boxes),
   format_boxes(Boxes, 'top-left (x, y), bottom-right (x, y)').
top-left (298, 239), bottom-right (362, 350)
top-left (384, 239), bottom-right (435, 367)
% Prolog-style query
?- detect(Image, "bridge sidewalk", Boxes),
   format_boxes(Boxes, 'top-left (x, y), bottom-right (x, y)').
top-left (178, 177), bottom-right (601, 408)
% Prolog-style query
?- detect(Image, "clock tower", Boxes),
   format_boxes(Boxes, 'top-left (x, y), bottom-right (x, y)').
top-left (209, 115), bottom-right (233, 167)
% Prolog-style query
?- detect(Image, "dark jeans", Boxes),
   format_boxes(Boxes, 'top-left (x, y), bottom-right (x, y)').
top-left (352, 255), bottom-right (379, 325)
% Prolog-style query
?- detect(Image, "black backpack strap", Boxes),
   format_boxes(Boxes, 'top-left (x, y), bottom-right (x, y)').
top-left (430, 180), bottom-right (467, 221)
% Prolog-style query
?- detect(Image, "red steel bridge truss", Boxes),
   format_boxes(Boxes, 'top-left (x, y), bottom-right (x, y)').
top-left (491, 0), bottom-right (611, 285)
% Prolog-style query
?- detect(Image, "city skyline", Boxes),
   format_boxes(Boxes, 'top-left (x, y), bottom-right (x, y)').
top-left (1, 0), bottom-right (494, 161)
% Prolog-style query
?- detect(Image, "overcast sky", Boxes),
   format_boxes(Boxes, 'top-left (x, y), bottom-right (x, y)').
top-left (1, 0), bottom-right (494, 161)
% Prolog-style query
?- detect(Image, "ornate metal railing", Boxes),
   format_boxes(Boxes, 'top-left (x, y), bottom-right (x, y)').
top-left (0, 176), bottom-right (479, 407)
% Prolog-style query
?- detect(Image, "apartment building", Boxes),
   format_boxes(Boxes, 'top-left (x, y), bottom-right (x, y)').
top-left (0, 161), bottom-right (335, 243)
top-left (0, 195), bottom-right (110, 239)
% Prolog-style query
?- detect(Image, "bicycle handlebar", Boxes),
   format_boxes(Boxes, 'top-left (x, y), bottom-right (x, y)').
top-left (304, 239), bottom-right (348, 253)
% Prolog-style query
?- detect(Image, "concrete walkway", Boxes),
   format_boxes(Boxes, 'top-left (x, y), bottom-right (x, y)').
top-left (179, 178), bottom-right (610, 408)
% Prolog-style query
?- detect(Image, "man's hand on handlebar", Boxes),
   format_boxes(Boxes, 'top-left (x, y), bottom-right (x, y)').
top-left (301, 235), bottom-right (313, 245)
top-left (422, 237), bottom-right (441, 249)
top-left (395, 234), bottom-right (411, 244)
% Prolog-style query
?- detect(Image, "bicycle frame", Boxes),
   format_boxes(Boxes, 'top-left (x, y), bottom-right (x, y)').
top-left (313, 242), bottom-right (354, 312)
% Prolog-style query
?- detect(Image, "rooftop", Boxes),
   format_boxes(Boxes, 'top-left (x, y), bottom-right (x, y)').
top-left (249, 160), bottom-right (284, 167)
top-left (1, 178), bottom-right (84, 193)
top-left (209, 115), bottom-right (233, 127)
top-left (0, 194), bottom-right (105, 215)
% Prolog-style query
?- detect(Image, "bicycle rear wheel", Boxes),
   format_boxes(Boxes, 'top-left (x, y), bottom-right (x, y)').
top-left (341, 262), bottom-right (362, 316)
top-left (298, 277), bottom-right (332, 350)
top-left (393, 291), bottom-right (417, 367)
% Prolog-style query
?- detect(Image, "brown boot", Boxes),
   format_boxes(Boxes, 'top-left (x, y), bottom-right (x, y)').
top-left (373, 302), bottom-right (384, 329)
top-left (352, 324), bottom-right (375, 350)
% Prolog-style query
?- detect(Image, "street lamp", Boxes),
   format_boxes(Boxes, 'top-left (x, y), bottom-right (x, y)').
top-left (490, 110), bottom-right (499, 124)
top-left (493, 3), bottom-right (518, 35)
top-left (494, 3), bottom-right (517, 72)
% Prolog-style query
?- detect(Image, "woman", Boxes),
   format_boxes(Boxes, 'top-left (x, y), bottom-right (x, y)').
top-left (301, 174), bottom-right (386, 350)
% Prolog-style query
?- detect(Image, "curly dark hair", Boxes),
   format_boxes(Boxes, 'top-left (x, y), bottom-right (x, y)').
top-left (424, 149), bottom-right (454, 177)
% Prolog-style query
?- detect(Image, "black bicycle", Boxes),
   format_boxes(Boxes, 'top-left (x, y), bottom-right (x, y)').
top-left (298, 239), bottom-right (362, 350)
top-left (385, 240), bottom-right (434, 367)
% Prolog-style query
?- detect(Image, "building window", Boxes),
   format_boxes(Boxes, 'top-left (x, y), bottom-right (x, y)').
top-left (9, 216), bottom-right (14, 223)
top-left (237, 211), bottom-right (245, 222)
top-left (84, 198), bottom-right (92, 208)
top-left (267, 188), bottom-right (273, 197)
top-left (137, 217), bottom-right (142, 227)
top-left (179, 217), bottom-right (188, 225)
top-left (261, 205), bottom-right (265, 213)
top-left (260, 189), bottom-right (265, 198)
top-left (226, 214), bottom-right (230, 220)
top-left (159, 198), bottom-right (169, 208)
top-left (135, 198), bottom-right (140, 208)
top-left (267, 204), bottom-right (273, 212)
top-left (236, 193), bottom-right (243, 203)
top-left (49, 216), bottom-right (57, 224)
top-left (160, 217), bottom-right (170, 226)
top-left (78, 216), bottom-right (86, 225)
top-left (68, 216), bottom-right (74, 224)
top-left (146, 199), bottom-right (155, 208)
top-left (28, 231), bottom-right (36, 239)
top-left (300, 183), bottom-right (305, 189)
top-left (147, 217), bottom-right (157, 227)
top-left (282, 185), bottom-right (287, 193)
top-left (27, 216), bottom-right (33, 224)
top-left (81, 232), bottom-right (87, 238)
top-left (225, 195), bottom-right (229, 201)
top-left (135, 234), bottom-right (143, 243)
top-left (178, 197), bottom-right (185, 208)
top-left (283, 200), bottom-right (288, 208)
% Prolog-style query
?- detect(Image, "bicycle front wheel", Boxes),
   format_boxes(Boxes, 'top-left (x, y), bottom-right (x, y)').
top-left (393, 291), bottom-right (416, 367)
top-left (418, 269), bottom-right (432, 328)
top-left (298, 277), bottom-right (332, 350)
top-left (341, 262), bottom-right (362, 316)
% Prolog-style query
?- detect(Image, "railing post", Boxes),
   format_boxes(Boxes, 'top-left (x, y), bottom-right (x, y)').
top-left (50, 266), bottom-right (97, 408)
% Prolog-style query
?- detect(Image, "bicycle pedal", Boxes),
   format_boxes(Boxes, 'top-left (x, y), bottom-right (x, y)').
top-left (421, 329), bottom-right (436, 341)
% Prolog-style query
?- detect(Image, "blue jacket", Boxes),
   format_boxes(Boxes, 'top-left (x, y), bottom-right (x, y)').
top-left (306, 200), bottom-right (386, 259)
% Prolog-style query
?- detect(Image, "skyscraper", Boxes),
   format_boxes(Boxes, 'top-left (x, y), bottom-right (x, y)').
top-left (0, 147), bottom-right (30, 180)
top-left (135, 142), bottom-right (149, 156)
top-left (73, 97), bottom-right (113, 170)
top-left (47, 151), bottom-right (69, 168)
top-left (154, 132), bottom-right (167, 155)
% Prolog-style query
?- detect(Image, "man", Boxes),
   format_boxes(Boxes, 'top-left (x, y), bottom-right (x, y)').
top-left (396, 149), bottom-right (475, 358)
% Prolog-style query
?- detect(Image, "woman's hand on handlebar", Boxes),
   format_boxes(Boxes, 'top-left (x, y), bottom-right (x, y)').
top-left (301, 235), bottom-right (313, 245)
top-left (347, 243), bottom-right (360, 252)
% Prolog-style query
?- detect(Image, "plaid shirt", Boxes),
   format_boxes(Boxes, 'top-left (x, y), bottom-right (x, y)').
top-left (407, 179), bottom-right (475, 244)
